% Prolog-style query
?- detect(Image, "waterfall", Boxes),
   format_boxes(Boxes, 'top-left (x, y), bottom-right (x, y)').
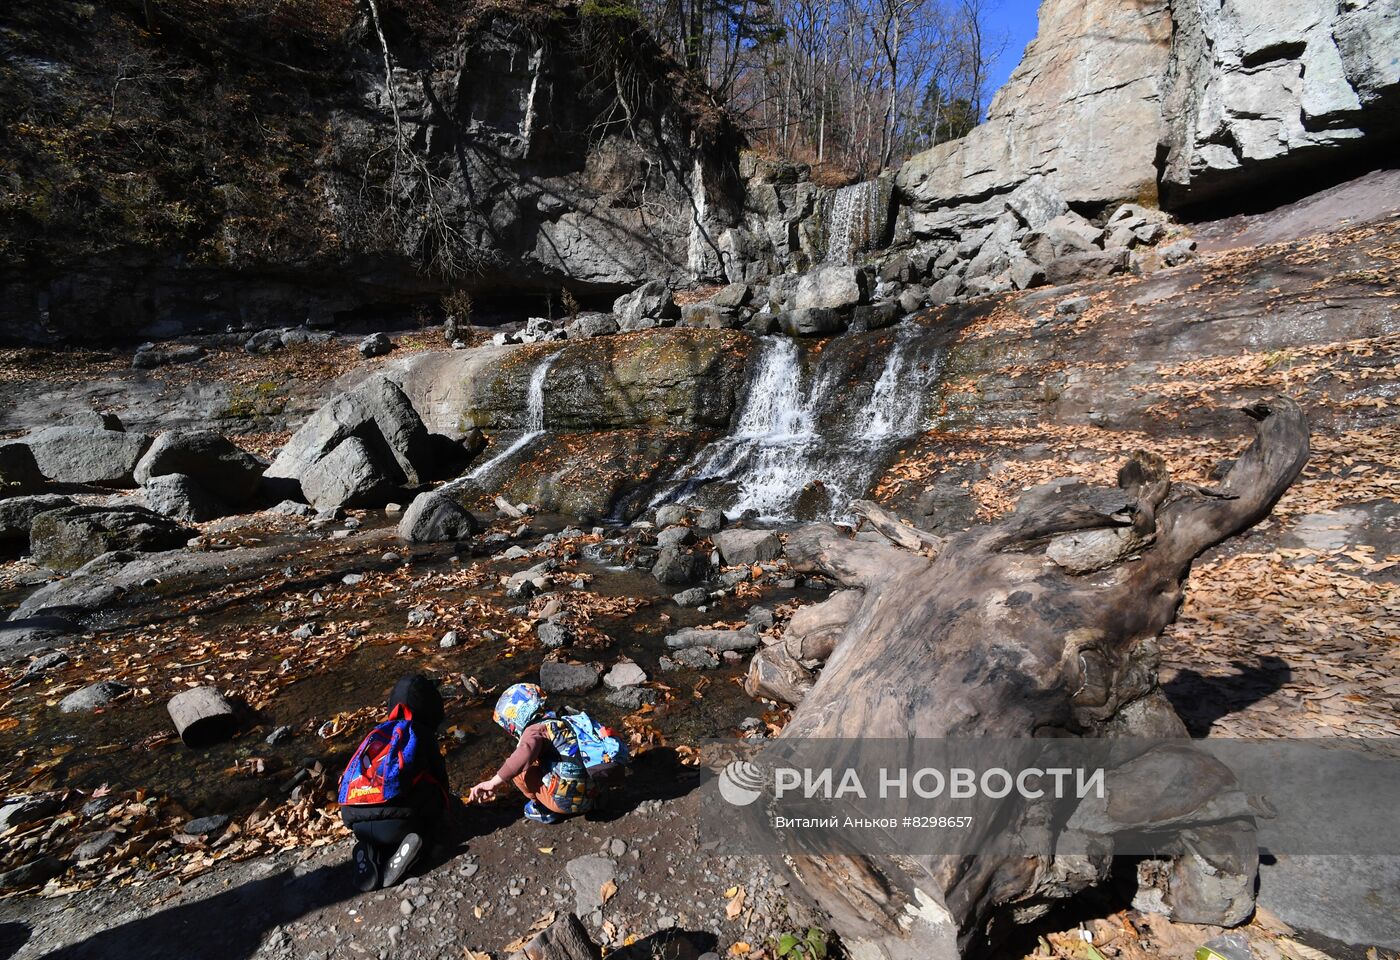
top-left (465, 348), bottom-right (562, 481)
top-left (652, 328), bottom-right (941, 520)
top-left (824, 180), bottom-right (882, 264)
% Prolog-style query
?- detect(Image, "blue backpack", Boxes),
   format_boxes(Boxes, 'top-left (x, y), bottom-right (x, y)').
top-left (338, 704), bottom-right (440, 806)
top-left (561, 712), bottom-right (630, 769)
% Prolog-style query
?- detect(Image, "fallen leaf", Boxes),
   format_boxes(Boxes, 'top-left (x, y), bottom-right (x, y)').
top-left (600, 879), bottom-right (618, 905)
top-left (726, 886), bottom-right (746, 919)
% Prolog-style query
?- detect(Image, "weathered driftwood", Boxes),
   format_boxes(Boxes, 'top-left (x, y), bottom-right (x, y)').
top-left (167, 686), bottom-right (238, 747)
top-left (776, 398), bottom-right (1309, 959)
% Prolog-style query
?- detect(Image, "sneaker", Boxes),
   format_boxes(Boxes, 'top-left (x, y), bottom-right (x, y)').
top-left (380, 832), bottom-right (423, 888)
top-left (523, 800), bottom-right (561, 824)
top-left (352, 840), bottom-right (381, 892)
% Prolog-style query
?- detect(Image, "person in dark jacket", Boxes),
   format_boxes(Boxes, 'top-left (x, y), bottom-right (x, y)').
top-left (340, 674), bottom-right (451, 891)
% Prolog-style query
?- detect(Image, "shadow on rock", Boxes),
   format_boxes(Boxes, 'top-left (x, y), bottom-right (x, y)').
top-left (1162, 655), bottom-right (1292, 737)
top-left (37, 865), bottom-right (349, 960)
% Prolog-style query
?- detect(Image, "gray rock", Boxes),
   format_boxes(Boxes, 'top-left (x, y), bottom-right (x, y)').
top-left (602, 660), bottom-right (647, 690)
top-left (264, 375), bottom-right (435, 503)
top-left (606, 686), bottom-right (660, 710)
top-left (537, 620), bottom-right (573, 650)
top-left (712, 529), bottom-right (782, 566)
top-left (852, 301), bottom-right (902, 331)
top-left (1160, 239), bottom-right (1199, 266)
top-left (1055, 296), bottom-right (1090, 319)
top-left (72, 831), bottom-right (120, 861)
top-left (59, 680), bottom-right (130, 714)
top-left (564, 313), bottom-right (619, 339)
top-left (565, 855), bottom-right (617, 915)
top-left (613, 280), bottom-right (679, 330)
top-left (0, 617), bottom-right (81, 662)
top-left (29, 505), bottom-right (192, 572)
top-left (664, 627), bottom-right (760, 653)
top-left (651, 544), bottom-right (706, 585)
top-left (299, 436), bottom-right (396, 510)
top-left (60, 411), bottom-right (124, 431)
top-left (896, 286), bottom-right (927, 314)
top-left (654, 504), bottom-right (689, 528)
top-left (1044, 249), bottom-right (1129, 286)
top-left (672, 587), bottom-right (709, 607)
top-left (927, 273), bottom-right (963, 305)
top-left (655, 525), bottom-right (694, 548)
top-left (397, 490), bottom-right (480, 543)
top-left (914, 484), bottom-right (978, 535)
top-left (132, 344), bottom-right (205, 369)
top-left (22, 427), bottom-right (152, 487)
top-left (0, 795), bottom-right (60, 832)
top-left (794, 266), bottom-right (866, 311)
top-left (134, 431), bottom-right (265, 505)
top-left (0, 856), bottom-right (64, 889)
top-left (539, 660), bottom-right (603, 694)
top-left (269, 500), bottom-right (316, 517)
top-left (777, 308), bottom-right (846, 337)
top-left (0, 494), bottom-right (76, 541)
top-left (141, 474), bottom-right (227, 522)
top-left (679, 303), bottom-right (740, 329)
top-left (660, 648), bottom-right (721, 671)
top-left (358, 333), bottom-right (394, 357)
top-left (712, 283), bottom-right (752, 308)
top-left (1005, 175), bottom-right (1069, 230)
top-left (183, 814), bottom-right (231, 836)
top-left (694, 507), bottom-right (725, 535)
top-left (1008, 256), bottom-right (1047, 291)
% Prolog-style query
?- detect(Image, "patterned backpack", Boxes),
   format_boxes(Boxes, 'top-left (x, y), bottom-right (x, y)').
top-left (338, 703), bottom-right (439, 807)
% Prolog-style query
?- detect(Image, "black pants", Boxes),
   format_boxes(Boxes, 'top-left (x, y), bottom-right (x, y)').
top-left (351, 816), bottom-right (428, 854)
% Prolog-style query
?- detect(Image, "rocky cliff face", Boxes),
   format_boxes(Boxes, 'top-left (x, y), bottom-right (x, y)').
top-left (895, 0), bottom-right (1399, 237)
top-left (1161, 0), bottom-right (1400, 206)
top-left (0, 3), bottom-right (738, 344)
top-left (896, 0), bottom-right (1173, 235)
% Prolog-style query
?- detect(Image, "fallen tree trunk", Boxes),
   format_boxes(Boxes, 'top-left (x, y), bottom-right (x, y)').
top-left (777, 398), bottom-right (1310, 958)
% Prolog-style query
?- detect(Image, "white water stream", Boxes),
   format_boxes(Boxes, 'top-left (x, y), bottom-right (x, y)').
top-left (825, 180), bottom-right (882, 264)
top-left (652, 327), bottom-right (941, 519)
top-left (464, 348), bottom-right (562, 481)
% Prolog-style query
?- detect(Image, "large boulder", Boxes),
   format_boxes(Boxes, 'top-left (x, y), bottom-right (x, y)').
top-left (612, 280), bottom-right (679, 331)
top-left (134, 431), bottom-right (265, 505)
top-left (1044, 249), bottom-right (1130, 286)
top-left (0, 495), bottom-right (76, 542)
top-left (0, 442), bottom-right (47, 496)
top-left (713, 529), bottom-right (783, 566)
top-left (264, 375), bottom-right (435, 507)
top-left (140, 474), bottom-right (227, 523)
top-left (794, 266), bottom-right (866, 311)
top-left (397, 490), bottom-right (481, 543)
top-left (298, 436), bottom-right (396, 510)
top-left (22, 427), bottom-right (152, 487)
top-left (29, 505), bottom-right (193, 572)
top-left (651, 544), bottom-right (707, 585)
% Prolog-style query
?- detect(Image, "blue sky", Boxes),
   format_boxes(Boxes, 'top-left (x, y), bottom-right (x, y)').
top-left (984, 0), bottom-right (1043, 101)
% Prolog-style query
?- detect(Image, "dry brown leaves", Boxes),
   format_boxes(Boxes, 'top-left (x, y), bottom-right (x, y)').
top-left (1161, 545), bottom-right (1400, 739)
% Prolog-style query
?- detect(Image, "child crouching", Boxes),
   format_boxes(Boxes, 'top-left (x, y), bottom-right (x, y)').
top-left (338, 674), bottom-right (451, 890)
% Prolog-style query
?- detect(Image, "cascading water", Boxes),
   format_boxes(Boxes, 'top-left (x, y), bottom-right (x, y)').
top-left (652, 326), bottom-right (943, 520)
top-left (824, 180), bottom-right (883, 264)
top-left (464, 348), bottom-right (562, 481)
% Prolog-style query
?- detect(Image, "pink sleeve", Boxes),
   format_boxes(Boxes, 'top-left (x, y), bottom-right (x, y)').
top-left (495, 725), bottom-right (547, 782)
